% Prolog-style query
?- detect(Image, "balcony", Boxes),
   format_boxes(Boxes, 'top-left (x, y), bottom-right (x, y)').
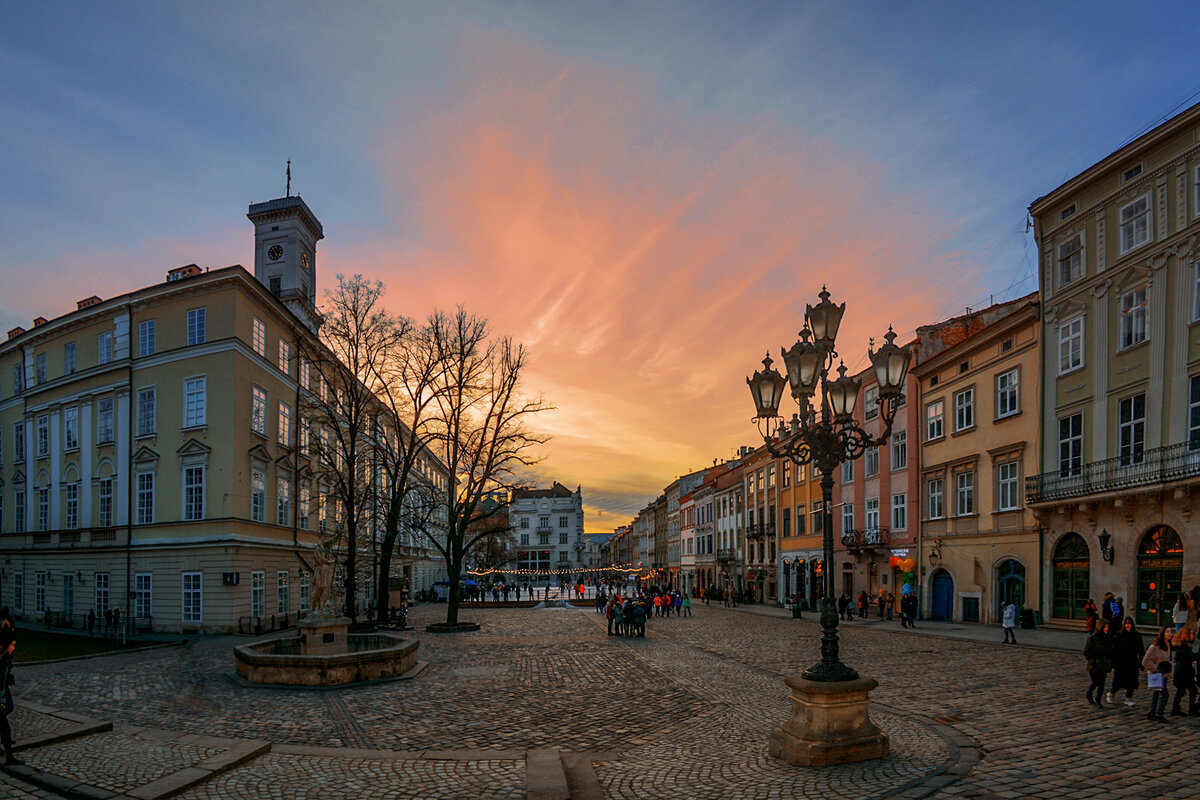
top-left (536, 525), bottom-right (554, 534)
top-left (841, 527), bottom-right (890, 550)
top-left (746, 522), bottom-right (775, 541)
top-left (1026, 442), bottom-right (1200, 505)
top-left (717, 548), bottom-right (735, 563)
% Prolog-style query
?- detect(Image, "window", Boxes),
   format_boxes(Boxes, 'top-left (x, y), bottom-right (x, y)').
top-left (782, 461), bottom-right (791, 487)
top-left (278, 401), bottom-right (291, 445)
top-left (811, 500), bottom-right (824, 533)
top-left (250, 470), bottom-right (266, 522)
top-left (277, 477), bottom-right (290, 525)
top-left (187, 308), bottom-right (206, 345)
top-left (12, 573), bottom-right (21, 611)
top-left (252, 318), bottom-right (266, 357)
top-left (841, 460), bottom-right (854, 483)
top-left (94, 573), bottom-right (110, 617)
top-left (996, 369), bottom-right (1019, 419)
top-left (1059, 413), bottom-right (1083, 476)
top-left (926, 400), bottom-right (944, 441)
top-left (64, 483), bottom-right (78, 529)
top-left (841, 504), bottom-right (854, 533)
top-left (1194, 262), bottom-right (1200, 322)
top-left (277, 571), bottom-right (289, 613)
top-left (796, 505), bottom-right (806, 534)
top-left (520, 533), bottom-right (529, 545)
top-left (182, 572), bottom-right (202, 624)
top-left (36, 414), bottom-right (48, 457)
top-left (97, 398), bottom-right (114, 444)
top-left (891, 492), bottom-right (907, 530)
top-left (299, 357), bottom-right (310, 390)
top-left (955, 472), bottom-right (974, 516)
top-left (1060, 203), bottom-right (1076, 221)
top-left (278, 340), bottom-right (290, 373)
top-left (1057, 234), bottom-right (1083, 287)
top-left (1118, 393), bottom-right (1146, 466)
top-left (539, 515), bottom-right (550, 529)
top-left (520, 517), bottom-right (529, 528)
top-left (13, 423), bottom-right (23, 463)
top-left (953, 388), bottom-right (974, 432)
top-left (37, 487), bottom-right (48, 531)
top-left (137, 387), bottom-right (156, 436)
top-left (559, 515), bottom-right (569, 528)
top-left (251, 386), bottom-right (267, 436)
top-left (1123, 163), bottom-right (1142, 182)
top-left (184, 377), bottom-right (206, 427)
top-left (299, 573), bottom-right (310, 613)
top-left (136, 472), bottom-right (154, 524)
top-left (64, 342), bottom-right (76, 374)
top-left (927, 478), bottom-right (944, 519)
top-left (1191, 375), bottom-right (1200, 451)
top-left (250, 571), bottom-right (265, 617)
top-left (63, 406), bottom-right (78, 450)
top-left (1119, 194), bottom-right (1150, 253)
top-left (62, 573), bottom-right (74, 617)
top-left (35, 572), bottom-right (46, 614)
top-left (539, 533), bottom-right (550, 545)
top-left (299, 419), bottom-right (310, 455)
top-left (134, 573), bottom-right (152, 619)
top-left (1058, 317), bottom-right (1083, 374)
top-left (864, 386), bottom-right (878, 420)
top-left (864, 497), bottom-right (879, 529)
top-left (12, 363), bottom-right (23, 395)
top-left (865, 446), bottom-right (879, 477)
top-left (1118, 287), bottom-right (1147, 349)
top-left (891, 429), bottom-right (907, 470)
top-left (14, 489), bottom-right (25, 531)
top-left (559, 531), bottom-right (568, 544)
top-left (98, 331), bottom-right (113, 364)
top-left (139, 320), bottom-right (156, 357)
top-left (35, 353), bottom-right (46, 384)
top-left (98, 478), bottom-right (113, 527)
top-left (298, 484), bottom-right (311, 530)
top-left (183, 466), bottom-right (204, 521)
top-left (997, 461), bottom-right (1019, 511)
top-left (558, 551), bottom-right (569, 563)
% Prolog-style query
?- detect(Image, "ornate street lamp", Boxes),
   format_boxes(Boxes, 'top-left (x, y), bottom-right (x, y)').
top-left (747, 286), bottom-right (910, 767)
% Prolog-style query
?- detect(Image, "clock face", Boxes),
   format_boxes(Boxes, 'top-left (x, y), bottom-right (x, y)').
top-left (300, 252), bottom-right (310, 270)
top-left (268, 245), bottom-right (284, 261)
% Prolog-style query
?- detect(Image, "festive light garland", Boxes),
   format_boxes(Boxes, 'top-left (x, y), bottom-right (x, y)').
top-left (466, 563), bottom-right (647, 577)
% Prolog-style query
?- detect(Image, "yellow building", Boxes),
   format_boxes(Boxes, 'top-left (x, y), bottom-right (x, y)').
top-left (913, 294), bottom-right (1041, 624)
top-left (776, 433), bottom-right (823, 607)
top-left (1028, 102), bottom-right (1200, 629)
top-left (0, 195), bottom-right (444, 633)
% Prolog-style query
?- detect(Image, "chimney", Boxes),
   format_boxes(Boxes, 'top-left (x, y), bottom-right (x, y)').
top-left (33, 317), bottom-right (47, 327)
top-left (7, 327), bottom-right (25, 340)
top-left (76, 296), bottom-right (102, 310)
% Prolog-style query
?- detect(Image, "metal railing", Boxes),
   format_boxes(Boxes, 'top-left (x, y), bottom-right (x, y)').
top-left (237, 612), bottom-right (294, 635)
top-left (746, 522), bottom-right (775, 540)
top-left (841, 527), bottom-right (891, 549)
top-left (717, 548), bottom-right (735, 562)
top-left (1026, 442), bottom-right (1200, 504)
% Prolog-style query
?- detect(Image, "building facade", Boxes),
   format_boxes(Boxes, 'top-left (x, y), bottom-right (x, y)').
top-left (509, 482), bottom-right (586, 579)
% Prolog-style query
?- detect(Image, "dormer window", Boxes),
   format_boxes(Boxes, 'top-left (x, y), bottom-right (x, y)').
top-left (1059, 203), bottom-right (1076, 221)
top-left (1122, 164), bottom-right (1143, 182)
top-left (1057, 233), bottom-right (1083, 287)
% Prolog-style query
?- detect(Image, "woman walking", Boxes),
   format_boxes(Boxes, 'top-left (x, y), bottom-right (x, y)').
top-left (1083, 598), bottom-right (1098, 635)
top-left (1170, 628), bottom-right (1197, 716)
top-left (1172, 593), bottom-right (1190, 632)
top-left (1084, 620), bottom-right (1115, 708)
top-left (1143, 627), bottom-right (1173, 722)
top-left (1108, 617), bottom-right (1145, 707)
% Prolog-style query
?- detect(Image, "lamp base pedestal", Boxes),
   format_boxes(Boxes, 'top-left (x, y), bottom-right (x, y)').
top-left (768, 673), bottom-right (889, 767)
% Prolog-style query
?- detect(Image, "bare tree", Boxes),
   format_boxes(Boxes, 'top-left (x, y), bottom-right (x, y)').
top-left (423, 308), bottom-right (551, 627)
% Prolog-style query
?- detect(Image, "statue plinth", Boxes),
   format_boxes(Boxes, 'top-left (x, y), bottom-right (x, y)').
top-left (298, 614), bottom-right (351, 656)
top-left (768, 673), bottom-right (889, 767)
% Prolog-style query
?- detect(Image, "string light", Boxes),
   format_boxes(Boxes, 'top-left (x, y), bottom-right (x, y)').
top-left (465, 563), bottom-right (647, 578)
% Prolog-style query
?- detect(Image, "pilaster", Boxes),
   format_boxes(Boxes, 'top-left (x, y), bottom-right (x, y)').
top-left (1091, 281), bottom-right (1111, 458)
top-left (116, 390), bottom-right (130, 526)
top-left (49, 408), bottom-right (61, 529)
top-left (80, 399), bottom-right (93, 524)
top-left (1146, 255), bottom-right (1168, 450)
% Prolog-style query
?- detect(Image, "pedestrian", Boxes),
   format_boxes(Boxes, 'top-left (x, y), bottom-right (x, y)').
top-left (633, 600), bottom-right (646, 637)
top-left (606, 598), bottom-right (618, 636)
top-left (723, 589), bottom-right (730, 608)
top-left (1083, 598), bottom-right (1098, 634)
top-left (1143, 627), bottom-right (1173, 722)
top-left (858, 592), bottom-right (869, 619)
top-left (87, 608), bottom-right (96, 637)
top-left (1187, 586), bottom-right (1200, 638)
top-left (1172, 592), bottom-right (1189, 632)
top-left (1002, 600), bottom-right (1018, 644)
top-left (623, 598), bottom-right (637, 637)
top-left (1170, 628), bottom-right (1197, 717)
top-left (104, 607), bottom-right (113, 637)
top-left (112, 606), bottom-right (121, 637)
top-left (877, 591), bottom-right (886, 620)
top-left (1085, 620), bottom-right (1115, 708)
top-left (837, 593), bottom-right (850, 621)
top-left (900, 593), bottom-right (917, 628)
top-left (678, 594), bottom-right (688, 617)
top-left (886, 592), bottom-right (895, 621)
top-left (1108, 617), bottom-right (1144, 707)
top-left (0, 611), bottom-right (22, 766)
top-left (1100, 592), bottom-right (1119, 634)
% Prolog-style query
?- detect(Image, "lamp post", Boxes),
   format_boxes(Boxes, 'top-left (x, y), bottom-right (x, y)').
top-left (747, 286), bottom-right (910, 766)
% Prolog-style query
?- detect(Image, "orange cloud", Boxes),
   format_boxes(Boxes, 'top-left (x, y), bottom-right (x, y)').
top-left (335, 30), bottom-right (978, 530)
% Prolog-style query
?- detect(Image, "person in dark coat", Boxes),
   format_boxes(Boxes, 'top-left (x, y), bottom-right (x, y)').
top-left (1085, 620), bottom-right (1115, 708)
top-left (622, 599), bottom-right (636, 638)
top-left (0, 611), bottom-right (22, 765)
top-left (1108, 617), bottom-right (1145, 706)
top-left (1170, 628), bottom-right (1198, 716)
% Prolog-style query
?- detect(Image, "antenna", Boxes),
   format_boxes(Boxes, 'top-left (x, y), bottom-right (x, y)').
top-left (286, 159), bottom-right (291, 197)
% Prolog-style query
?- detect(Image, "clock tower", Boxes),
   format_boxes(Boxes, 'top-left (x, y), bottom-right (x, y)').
top-left (247, 194), bottom-right (324, 333)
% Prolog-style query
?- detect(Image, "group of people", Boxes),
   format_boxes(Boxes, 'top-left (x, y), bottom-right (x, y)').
top-left (0, 607), bottom-right (22, 765)
top-left (834, 590), bottom-right (919, 628)
top-left (85, 606), bottom-right (122, 638)
top-left (1083, 588), bottom-right (1200, 722)
top-left (600, 588), bottom-right (691, 638)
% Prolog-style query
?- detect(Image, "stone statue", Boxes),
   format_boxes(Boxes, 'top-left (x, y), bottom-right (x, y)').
top-left (309, 540), bottom-right (335, 615)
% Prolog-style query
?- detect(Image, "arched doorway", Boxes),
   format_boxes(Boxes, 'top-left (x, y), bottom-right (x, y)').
top-left (996, 559), bottom-right (1026, 617)
top-left (1052, 533), bottom-right (1090, 620)
top-left (1137, 525), bottom-right (1183, 628)
top-left (930, 569), bottom-right (954, 620)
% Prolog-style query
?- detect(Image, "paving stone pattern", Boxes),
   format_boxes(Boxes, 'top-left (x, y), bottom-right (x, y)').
top-left (6, 707), bottom-right (72, 740)
top-left (10, 602), bottom-right (1200, 798)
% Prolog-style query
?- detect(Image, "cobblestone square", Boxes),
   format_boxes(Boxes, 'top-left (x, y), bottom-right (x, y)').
top-left (2, 603), bottom-right (1195, 798)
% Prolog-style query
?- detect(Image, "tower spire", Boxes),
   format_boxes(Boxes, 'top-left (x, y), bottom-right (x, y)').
top-left (286, 159), bottom-right (291, 197)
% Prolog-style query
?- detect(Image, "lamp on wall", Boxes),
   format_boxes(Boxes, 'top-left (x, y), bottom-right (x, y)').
top-left (1098, 529), bottom-right (1115, 565)
top-left (928, 539), bottom-right (943, 567)
top-left (76, 570), bottom-right (85, 585)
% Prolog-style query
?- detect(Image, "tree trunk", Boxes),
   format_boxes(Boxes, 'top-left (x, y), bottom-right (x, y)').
top-left (376, 524), bottom-right (398, 623)
top-left (445, 555), bottom-right (462, 626)
top-left (345, 523), bottom-right (358, 624)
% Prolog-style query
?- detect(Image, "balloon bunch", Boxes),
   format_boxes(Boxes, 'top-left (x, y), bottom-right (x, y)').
top-left (890, 555), bottom-right (917, 596)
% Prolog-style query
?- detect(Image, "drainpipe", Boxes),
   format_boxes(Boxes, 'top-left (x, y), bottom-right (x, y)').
top-left (124, 354), bottom-right (133, 645)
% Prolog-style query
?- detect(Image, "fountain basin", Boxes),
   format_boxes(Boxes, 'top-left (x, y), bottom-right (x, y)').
top-left (234, 621), bottom-right (419, 686)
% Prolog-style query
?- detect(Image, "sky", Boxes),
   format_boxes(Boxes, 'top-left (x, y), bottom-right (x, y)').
top-left (4, 2), bottom-right (1200, 532)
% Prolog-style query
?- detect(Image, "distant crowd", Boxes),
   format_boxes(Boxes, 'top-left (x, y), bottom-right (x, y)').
top-left (598, 587), bottom-right (691, 637)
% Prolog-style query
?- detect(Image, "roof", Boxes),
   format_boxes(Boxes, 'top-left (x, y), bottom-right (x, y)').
top-left (512, 481), bottom-right (577, 499)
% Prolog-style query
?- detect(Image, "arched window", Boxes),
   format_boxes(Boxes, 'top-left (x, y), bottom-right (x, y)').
top-left (1136, 526), bottom-right (1183, 627)
top-left (1052, 533), bottom-right (1090, 620)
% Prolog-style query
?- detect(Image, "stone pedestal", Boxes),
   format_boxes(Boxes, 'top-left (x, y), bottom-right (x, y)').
top-left (298, 616), bottom-right (350, 656)
top-left (768, 673), bottom-right (889, 767)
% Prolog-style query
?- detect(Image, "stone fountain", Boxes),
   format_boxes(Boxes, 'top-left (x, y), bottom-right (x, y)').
top-left (234, 542), bottom-right (420, 686)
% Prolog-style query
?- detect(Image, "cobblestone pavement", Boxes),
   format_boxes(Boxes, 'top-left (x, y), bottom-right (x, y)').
top-left (5, 602), bottom-right (1197, 798)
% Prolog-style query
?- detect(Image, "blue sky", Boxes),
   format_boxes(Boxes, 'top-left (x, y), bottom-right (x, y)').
top-left (3, 2), bottom-right (1197, 526)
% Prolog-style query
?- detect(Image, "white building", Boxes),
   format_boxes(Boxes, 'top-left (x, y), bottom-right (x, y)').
top-left (510, 482), bottom-right (585, 578)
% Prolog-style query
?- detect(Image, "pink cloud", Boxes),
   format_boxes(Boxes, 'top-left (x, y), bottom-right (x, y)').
top-left (335, 31), bottom-right (979, 530)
